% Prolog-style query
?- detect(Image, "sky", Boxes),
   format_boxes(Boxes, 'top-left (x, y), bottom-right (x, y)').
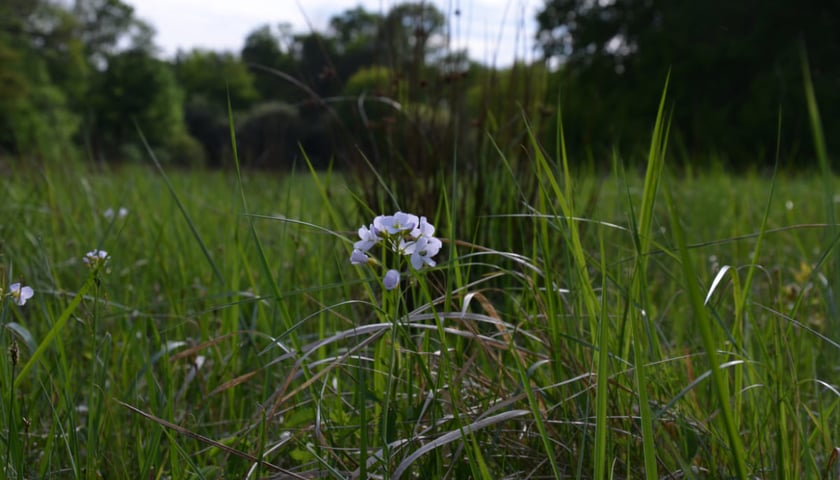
top-left (127, 0), bottom-right (540, 67)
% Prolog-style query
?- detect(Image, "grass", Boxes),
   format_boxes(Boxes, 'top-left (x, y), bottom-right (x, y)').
top-left (2, 134), bottom-right (840, 479)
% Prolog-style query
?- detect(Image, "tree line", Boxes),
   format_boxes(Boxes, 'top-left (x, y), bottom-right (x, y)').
top-left (1, 0), bottom-right (837, 171)
top-left (536, 0), bottom-right (840, 167)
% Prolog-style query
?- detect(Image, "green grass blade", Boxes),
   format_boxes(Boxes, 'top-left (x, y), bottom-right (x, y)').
top-left (14, 276), bottom-right (94, 389)
top-left (594, 231), bottom-right (610, 480)
top-left (136, 125), bottom-right (225, 285)
top-left (664, 184), bottom-right (749, 479)
top-left (630, 72), bottom-right (672, 480)
top-left (801, 47), bottom-right (838, 325)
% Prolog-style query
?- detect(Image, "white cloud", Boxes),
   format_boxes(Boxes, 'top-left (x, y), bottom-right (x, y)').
top-left (129, 0), bottom-right (539, 66)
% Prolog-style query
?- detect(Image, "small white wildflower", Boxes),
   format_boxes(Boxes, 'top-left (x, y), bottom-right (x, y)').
top-left (410, 216), bottom-right (435, 239)
top-left (351, 211), bottom-right (441, 289)
top-left (374, 212), bottom-right (419, 235)
top-left (406, 235), bottom-right (442, 270)
top-left (103, 207), bottom-right (128, 220)
top-left (785, 200), bottom-right (794, 211)
top-left (83, 249), bottom-right (110, 270)
top-left (8, 283), bottom-right (34, 306)
top-left (354, 224), bottom-right (380, 252)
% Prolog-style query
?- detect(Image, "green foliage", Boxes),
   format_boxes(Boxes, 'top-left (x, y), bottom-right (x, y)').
top-left (91, 48), bottom-right (184, 158)
top-left (0, 0), bottom-right (165, 160)
top-left (240, 24), bottom-right (298, 101)
top-left (344, 65), bottom-right (394, 96)
top-left (535, 0), bottom-right (840, 165)
top-left (234, 101), bottom-right (306, 168)
top-left (70, 0), bottom-right (155, 61)
top-left (174, 49), bottom-right (259, 111)
top-left (183, 96), bottom-right (229, 168)
top-left (378, 2), bottom-right (447, 71)
top-left (0, 41), bottom-right (80, 156)
top-left (289, 32), bottom-right (341, 98)
top-left (5, 139), bottom-right (840, 478)
top-left (341, 65), bottom-right (401, 126)
top-left (163, 131), bottom-right (207, 168)
top-left (328, 6), bottom-right (383, 79)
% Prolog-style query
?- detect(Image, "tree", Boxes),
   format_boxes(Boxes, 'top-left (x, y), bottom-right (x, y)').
top-left (535, 0), bottom-right (840, 164)
top-left (173, 49), bottom-right (260, 166)
top-left (174, 49), bottom-right (259, 110)
top-left (241, 24), bottom-right (298, 101)
top-left (288, 32), bottom-right (340, 98)
top-left (70, 0), bottom-right (156, 63)
top-left (91, 48), bottom-right (184, 159)
top-left (0, 0), bottom-right (81, 155)
top-left (0, 37), bottom-right (79, 156)
top-left (328, 7), bottom-right (383, 80)
top-left (377, 2), bottom-right (447, 72)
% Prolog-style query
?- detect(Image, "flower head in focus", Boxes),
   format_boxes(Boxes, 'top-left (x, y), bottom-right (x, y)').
top-left (411, 216), bottom-right (435, 239)
top-left (374, 212), bottom-right (419, 235)
top-left (7, 283), bottom-right (34, 306)
top-left (350, 211), bottom-right (441, 290)
top-left (406, 235), bottom-right (442, 270)
top-left (354, 224), bottom-right (380, 252)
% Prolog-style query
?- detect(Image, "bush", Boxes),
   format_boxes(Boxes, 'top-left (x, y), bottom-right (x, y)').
top-left (235, 102), bottom-right (304, 169)
top-left (183, 96), bottom-right (230, 168)
top-left (163, 132), bottom-right (207, 168)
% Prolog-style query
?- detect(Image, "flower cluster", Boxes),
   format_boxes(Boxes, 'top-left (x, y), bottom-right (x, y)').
top-left (7, 283), bottom-right (34, 306)
top-left (83, 249), bottom-right (110, 271)
top-left (351, 211), bottom-right (442, 290)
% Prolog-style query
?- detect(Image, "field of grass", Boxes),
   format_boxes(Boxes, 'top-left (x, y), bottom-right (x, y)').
top-left (3, 141), bottom-right (840, 479)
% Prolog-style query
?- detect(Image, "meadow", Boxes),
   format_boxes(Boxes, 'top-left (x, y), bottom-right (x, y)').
top-left (3, 125), bottom-right (840, 479)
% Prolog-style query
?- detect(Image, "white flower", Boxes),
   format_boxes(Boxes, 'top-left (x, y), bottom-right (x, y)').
top-left (354, 224), bottom-right (380, 252)
top-left (350, 249), bottom-right (369, 265)
top-left (8, 283), bottom-right (34, 306)
top-left (411, 216), bottom-right (435, 239)
top-left (374, 212), bottom-right (419, 235)
top-left (83, 249), bottom-right (110, 270)
top-left (350, 211), bottom-right (441, 288)
top-left (407, 235), bottom-right (442, 270)
top-left (103, 207), bottom-right (129, 219)
top-left (383, 269), bottom-right (400, 290)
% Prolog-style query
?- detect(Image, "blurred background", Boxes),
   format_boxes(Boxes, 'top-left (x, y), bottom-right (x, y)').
top-left (1, 0), bottom-right (838, 173)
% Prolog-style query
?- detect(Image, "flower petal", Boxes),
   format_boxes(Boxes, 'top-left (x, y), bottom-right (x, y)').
top-left (383, 269), bottom-right (400, 290)
top-left (8, 283), bottom-right (34, 306)
top-left (411, 216), bottom-right (435, 238)
top-left (350, 249), bottom-right (369, 265)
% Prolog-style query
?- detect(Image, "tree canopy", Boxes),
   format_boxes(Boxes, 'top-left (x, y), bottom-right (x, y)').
top-left (2, 0), bottom-right (837, 170)
top-left (536, 0), bottom-right (840, 164)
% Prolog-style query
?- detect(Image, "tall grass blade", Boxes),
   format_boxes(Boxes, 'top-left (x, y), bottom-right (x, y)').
top-left (14, 276), bottom-right (94, 388)
top-left (801, 47), bottom-right (838, 326)
top-left (628, 72), bottom-right (671, 480)
top-left (664, 185), bottom-right (749, 479)
top-left (136, 125), bottom-right (225, 285)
